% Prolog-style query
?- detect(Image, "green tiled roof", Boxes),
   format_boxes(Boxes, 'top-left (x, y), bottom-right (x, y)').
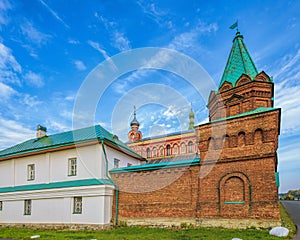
top-left (219, 32), bottom-right (258, 89)
top-left (0, 178), bottom-right (114, 193)
top-left (110, 158), bottom-right (200, 173)
top-left (211, 107), bottom-right (279, 123)
top-left (0, 125), bottom-right (142, 159)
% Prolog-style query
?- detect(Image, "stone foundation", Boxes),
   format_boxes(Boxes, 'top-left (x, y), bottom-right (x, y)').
top-left (0, 223), bottom-right (112, 231)
top-left (119, 217), bottom-right (281, 229)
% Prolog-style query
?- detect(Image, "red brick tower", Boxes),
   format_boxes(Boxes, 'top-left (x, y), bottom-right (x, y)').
top-left (195, 31), bottom-right (281, 223)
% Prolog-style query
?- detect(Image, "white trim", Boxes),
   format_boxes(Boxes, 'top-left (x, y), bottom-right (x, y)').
top-left (0, 185), bottom-right (115, 201)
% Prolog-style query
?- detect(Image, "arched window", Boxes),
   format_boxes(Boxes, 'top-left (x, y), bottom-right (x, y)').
top-left (173, 144), bottom-right (178, 154)
top-left (254, 129), bottom-right (263, 144)
top-left (208, 137), bottom-right (215, 150)
top-left (146, 148), bottom-right (150, 158)
top-left (159, 146), bottom-right (164, 156)
top-left (223, 134), bottom-right (230, 148)
top-left (181, 143), bottom-right (186, 154)
top-left (238, 132), bottom-right (246, 146)
top-left (166, 145), bottom-right (171, 156)
top-left (152, 147), bottom-right (157, 157)
top-left (188, 141), bottom-right (193, 153)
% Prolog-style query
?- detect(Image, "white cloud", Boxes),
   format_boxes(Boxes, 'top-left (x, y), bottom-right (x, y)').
top-left (24, 71), bottom-right (44, 87)
top-left (0, 117), bottom-right (34, 150)
top-left (88, 40), bottom-right (109, 60)
top-left (0, 82), bottom-right (16, 99)
top-left (136, 1), bottom-right (169, 28)
top-left (68, 39), bottom-right (80, 44)
top-left (73, 60), bottom-right (86, 71)
top-left (44, 119), bottom-right (69, 133)
top-left (94, 14), bottom-right (131, 52)
top-left (113, 31), bottom-right (131, 51)
top-left (20, 21), bottom-right (51, 46)
top-left (38, 0), bottom-right (69, 29)
top-left (22, 94), bottom-right (42, 108)
top-left (272, 48), bottom-right (300, 136)
top-left (0, 42), bottom-right (22, 84)
top-left (87, 40), bottom-right (117, 69)
top-left (168, 21), bottom-right (218, 53)
top-left (163, 105), bottom-right (181, 120)
top-left (0, 0), bottom-right (12, 26)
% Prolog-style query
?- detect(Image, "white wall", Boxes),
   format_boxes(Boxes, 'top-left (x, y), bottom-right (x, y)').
top-left (105, 145), bottom-right (141, 170)
top-left (0, 143), bottom-right (142, 189)
top-left (0, 185), bottom-right (114, 224)
top-left (0, 141), bottom-right (141, 225)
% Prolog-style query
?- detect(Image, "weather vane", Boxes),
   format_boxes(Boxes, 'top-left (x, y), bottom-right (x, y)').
top-left (229, 20), bottom-right (239, 33)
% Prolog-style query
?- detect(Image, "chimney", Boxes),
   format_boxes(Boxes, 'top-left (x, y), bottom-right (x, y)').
top-left (36, 124), bottom-right (47, 138)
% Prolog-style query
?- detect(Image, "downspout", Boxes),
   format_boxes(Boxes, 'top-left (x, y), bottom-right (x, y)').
top-left (101, 139), bottom-right (119, 225)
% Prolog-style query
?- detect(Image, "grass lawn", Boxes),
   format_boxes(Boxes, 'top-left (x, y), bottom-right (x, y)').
top-left (0, 203), bottom-right (295, 240)
top-left (0, 226), bottom-right (289, 240)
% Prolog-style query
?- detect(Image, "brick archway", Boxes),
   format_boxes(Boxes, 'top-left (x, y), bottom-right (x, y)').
top-left (218, 172), bottom-right (251, 218)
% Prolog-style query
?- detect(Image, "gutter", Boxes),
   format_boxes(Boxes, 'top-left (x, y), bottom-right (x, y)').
top-left (101, 139), bottom-right (119, 225)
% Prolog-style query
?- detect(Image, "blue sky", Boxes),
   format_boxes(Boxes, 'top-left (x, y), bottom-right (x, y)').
top-left (0, 0), bottom-right (299, 193)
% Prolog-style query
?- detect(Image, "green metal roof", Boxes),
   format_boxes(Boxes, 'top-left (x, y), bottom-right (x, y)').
top-left (219, 31), bottom-right (258, 89)
top-left (0, 125), bottom-right (142, 159)
top-left (0, 178), bottom-right (114, 193)
top-left (210, 107), bottom-right (279, 123)
top-left (110, 158), bottom-right (200, 173)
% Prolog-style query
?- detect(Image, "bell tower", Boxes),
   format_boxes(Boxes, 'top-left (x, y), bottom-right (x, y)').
top-left (128, 106), bottom-right (142, 142)
top-left (195, 30), bottom-right (281, 222)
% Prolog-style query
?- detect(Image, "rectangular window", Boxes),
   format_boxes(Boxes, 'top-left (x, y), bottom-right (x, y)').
top-left (73, 197), bottom-right (82, 214)
top-left (68, 158), bottom-right (77, 176)
top-left (24, 200), bottom-right (31, 215)
top-left (0, 201), bottom-right (2, 211)
top-left (114, 158), bottom-right (120, 168)
top-left (27, 164), bottom-right (35, 181)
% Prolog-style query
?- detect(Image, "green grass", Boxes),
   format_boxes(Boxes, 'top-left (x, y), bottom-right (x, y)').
top-left (0, 203), bottom-right (296, 240)
top-left (0, 226), bottom-right (288, 240)
top-left (280, 203), bottom-right (297, 239)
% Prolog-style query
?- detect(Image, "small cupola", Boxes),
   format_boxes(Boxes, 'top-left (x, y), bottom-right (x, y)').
top-left (130, 106), bottom-right (140, 127)
top-left (36, 124), bottom-right (47, 138)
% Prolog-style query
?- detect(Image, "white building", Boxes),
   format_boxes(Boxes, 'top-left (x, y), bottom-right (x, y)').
top-left (0, 125), bottom-right (144, 227)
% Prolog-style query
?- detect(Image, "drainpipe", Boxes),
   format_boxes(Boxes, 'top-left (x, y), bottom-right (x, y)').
top-left (101, 139), bottom-right (119, 225)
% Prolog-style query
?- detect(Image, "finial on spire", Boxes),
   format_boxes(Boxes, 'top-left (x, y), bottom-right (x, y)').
top-left (229, 20), bottom-right (239, 33)
top-left (134, 105), bottom-right (136, 117)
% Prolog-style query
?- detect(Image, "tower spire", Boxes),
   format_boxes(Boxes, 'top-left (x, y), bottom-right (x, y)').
top-left (188, 103), bottom-right (195, 130)
top-left (219, 29), bottom-right (258, 90)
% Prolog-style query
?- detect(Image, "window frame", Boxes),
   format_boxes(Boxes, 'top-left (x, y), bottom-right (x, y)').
top-left (24, 199), bottom-right (32, 215)
top-left (188, 141), bottom-right (193, 153)
top-left (68, 157), bottom-right (77, 176)
top-left (27, 164), bottom-right (35, 181)
top-left (114, 158), bottom-right (120, 168)
top-left (73, 196), bottom-right (82, 214)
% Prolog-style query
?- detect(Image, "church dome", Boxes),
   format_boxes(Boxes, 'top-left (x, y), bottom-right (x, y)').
top-left (130, 117), bottom-right (140, 127)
